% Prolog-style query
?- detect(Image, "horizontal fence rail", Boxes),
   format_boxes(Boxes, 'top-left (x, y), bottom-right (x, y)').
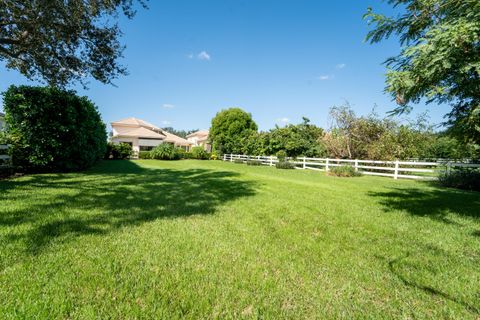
top-left (223, 154), bottom-right (480, 180)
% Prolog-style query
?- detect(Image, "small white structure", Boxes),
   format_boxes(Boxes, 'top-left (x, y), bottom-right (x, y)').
top-left (187, 130), bottom-right (212, 152)
top-left (111, 117), bottom-right (191, 154)
top-left (0, 112), bottom-right (5, 131)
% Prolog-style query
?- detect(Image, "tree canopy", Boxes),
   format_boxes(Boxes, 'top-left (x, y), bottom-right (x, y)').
top-left (0, 0), bottom-right (146, 87)
top-left (209, 108), bottom-right (258, 154)
top-left (364, 0), bottom-right (480, 144)
top-left (263, 118), bottom-right (325, 157)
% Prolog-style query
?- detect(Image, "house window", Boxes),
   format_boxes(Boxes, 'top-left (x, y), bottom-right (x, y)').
top-left (140, 146), bottom-right (154, 151)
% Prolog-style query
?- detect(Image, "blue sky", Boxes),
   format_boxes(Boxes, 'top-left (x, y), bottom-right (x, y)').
top-left (0, 0), bottom-right (450, 131)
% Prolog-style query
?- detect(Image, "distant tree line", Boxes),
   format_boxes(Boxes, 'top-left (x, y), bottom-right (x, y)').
top-left (162, 127), bottom-right (199, 139)
top-left (209, 107), bottom-right (479, 160)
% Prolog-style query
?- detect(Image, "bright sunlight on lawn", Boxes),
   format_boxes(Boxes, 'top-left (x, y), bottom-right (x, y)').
top-left (0, 160), bottom-right (479, 318)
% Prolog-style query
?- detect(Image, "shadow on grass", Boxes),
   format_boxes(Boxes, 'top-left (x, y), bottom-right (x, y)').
top-left (367, 184), bottom-right (480, 224)
top-left (388, 253), bottom-right (480, 315)
top-left (0, 160), bottom-right (257, 256)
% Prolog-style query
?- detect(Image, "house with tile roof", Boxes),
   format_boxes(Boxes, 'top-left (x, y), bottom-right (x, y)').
top-left (186, 130), bottom-right (212, 152)
top-left (111, 117), bottom-right (192, 155)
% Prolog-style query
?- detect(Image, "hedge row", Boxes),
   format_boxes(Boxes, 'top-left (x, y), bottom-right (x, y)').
top-left (3, 85), bottom-right (106, 172)
top-left (138, 145), bottom-right (212, 160)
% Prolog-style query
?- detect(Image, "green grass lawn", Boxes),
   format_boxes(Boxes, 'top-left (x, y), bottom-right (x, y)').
top-left (0, 160), bottom-right (479, 319)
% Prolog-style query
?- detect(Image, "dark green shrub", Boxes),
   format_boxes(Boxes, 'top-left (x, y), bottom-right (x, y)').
top-left (3, 85), bottom-right (106, 172)
top-left (246, 160), bottom-right (262, 166)
top-left (151, 143), bottom-right (177, 160)
top-left (438, 168), bottom-right (480, 191)
top-left (105, 142), bottom-right (133, 160)
top-left (329, 165), bottom-right (361, 177)
top-left (138, 151), bottom-right (152, 159)
top-left (191, 146), bottom-right (209, 160)
top-left (175, 147), bottom-right (186, 159)
top-left (275, 161), bottom-right (296, 169)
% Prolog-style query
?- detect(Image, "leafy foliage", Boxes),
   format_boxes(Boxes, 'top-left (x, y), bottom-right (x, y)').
top-left (210, 151), bottom-right (219, 160)
top-left (151, 143), bottom-right (180, 160)
top-left (425, 135), bottom-right (478, 159)
top-left (275, 161), bottom-right (296, 169)
top-left (239, 118), bottom-right (325, 158)
top-left (212, 104), bottom-right (478, 161)
top-left (210, 108), bottom-right (258, 154)
top-left (438, 168), bottom-right (480, 191)
top-left (3, 85), bottom-right (107, 171)
top-left (265, 117), bottom-right (325, 157)
top-left (320, 103), bottom-right (477, 160)
top-left (0, 1), bottom-right (147, 87)
top-left (138, 151), bottom-right (152, 159)
top-left (190, 146), bottom-right (209, 160)
top-left (105, 142), bottom-right (133, 160)
top-left (365, 0), bottom-right (480, 145)
top-left (329, 165), bottom-right (362, 177)
top-left (276, 150), bottom-right (287, 162)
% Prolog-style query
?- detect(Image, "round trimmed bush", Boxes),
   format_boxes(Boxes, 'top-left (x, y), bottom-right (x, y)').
top-left (329, 165), bottom-right (361, 177)
top-left (275, 161), bottom-right (296, 169)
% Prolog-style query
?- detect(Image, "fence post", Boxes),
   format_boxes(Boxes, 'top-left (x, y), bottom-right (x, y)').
top-left (230, 154), bottom-right (233, 162)
top-left (326, 158), bottom-right (330, 172)
top-left (354, 159), bottom-right (358, 172)
top-left (394, 160), bottom-right (399, 179)
top-left (446, 161), bottom-right (452, 175)
top-left (270, 156), bottom-right (273, 166)
top-left (303, 157), bottom-right (306, 169)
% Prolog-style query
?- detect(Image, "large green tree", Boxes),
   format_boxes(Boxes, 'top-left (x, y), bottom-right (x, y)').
top-left (209, 108), bottom-right (258, 154)
top-left (265, 117), bottom-right (325, 157)
top-left (365, 0), bottom-right (480, 144)
top-left (0, 0), bottom-right (146, 87)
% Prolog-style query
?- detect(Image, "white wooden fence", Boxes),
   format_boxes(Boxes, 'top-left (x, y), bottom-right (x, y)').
top-left (0, 144), bottom-right (11, 168)
top-left (223, 154), bottom-right (480, 180)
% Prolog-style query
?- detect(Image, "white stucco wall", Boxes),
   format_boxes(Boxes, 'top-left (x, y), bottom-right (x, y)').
top-left (187, 136), bottom-right (199, 145)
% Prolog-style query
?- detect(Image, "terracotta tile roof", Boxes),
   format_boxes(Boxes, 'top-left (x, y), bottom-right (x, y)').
top-left (111, 117), bottom-right (193, 145)
top-left (111, 117), bottom-right (161, 130)
top-left (163, 132), bottom-right (192, 146)
top-left (113, 127), bottom-right (165, 139)
top-left (186, 129), bottom-right (209, 138)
